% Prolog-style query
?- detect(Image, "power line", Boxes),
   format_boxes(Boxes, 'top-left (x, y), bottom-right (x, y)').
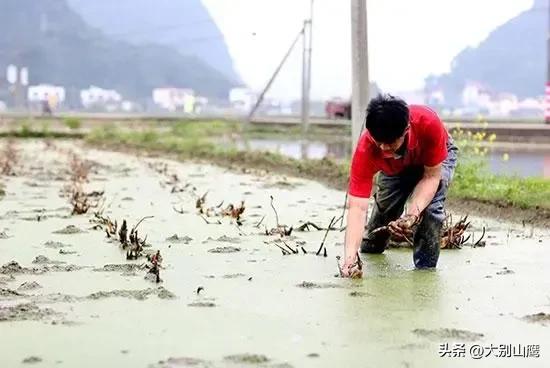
top-left (248, 24), bottom-right (306, 121)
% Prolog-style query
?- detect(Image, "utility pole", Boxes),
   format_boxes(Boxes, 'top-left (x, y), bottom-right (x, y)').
top-left (6, 64), bottom-right (18, 110)
top-left (302, 0), bottom-right (314, 133)
top-left (20, 67), bottom-right (29, 110)
top-left (350, 0), bottom-right (370, 150)
top-left (546, 0), bottom-right (550, 124)
top-left (301, 19), bottom-right (310, 131)
top-left (248, 25), bottom-right (305, 122)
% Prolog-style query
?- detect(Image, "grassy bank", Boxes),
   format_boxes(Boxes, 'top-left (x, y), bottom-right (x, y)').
top-left (85, 122), bottom-right (350, 190)
top-left (84, 121), bottom-right (550, 213)
top-left (0, 131), bottom-right (84, 139)
top-left (0, 119), bottom-right (85, 139)
top-left (2, 119), bottom-right (549, 218)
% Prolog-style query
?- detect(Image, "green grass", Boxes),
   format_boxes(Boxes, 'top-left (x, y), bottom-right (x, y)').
top-left (0, 117), bottom-right (544, 214)
top-left (452, 159), bottom-right (550, 210)
top-left (170, 120), bottom-right (237, 137)
top-left (2, 119), bottom-right (546, 212)
top-left (86, 125), bottom-right (350, 189)
top-left (241, 123), bottom-right (350, 140)
top-left (164, 119), bottom-right (349, 141)
top-left (0, 118), bottom-right (84, 138)
top-left (85, 122), bottom-right (550, 212)
top-left (64, 117), bottom-right (82, 130)
top-left (0, 129), bottom-right (84, 139)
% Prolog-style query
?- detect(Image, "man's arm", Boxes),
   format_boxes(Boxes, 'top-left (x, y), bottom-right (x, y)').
top-left (342, 194), bottom-right (369, 276)
top-left (407, 164), bottom-right (442, 218)
top-left (388, 164), bottom-right (442, 238)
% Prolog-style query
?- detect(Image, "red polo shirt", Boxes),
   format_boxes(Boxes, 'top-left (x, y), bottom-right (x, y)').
top-left (349, 105), bottom-right (448, 198)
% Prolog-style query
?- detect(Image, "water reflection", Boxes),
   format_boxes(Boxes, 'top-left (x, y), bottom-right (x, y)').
top-left (489, 150), bottom-right (550, 178)
top-left (237, 139), bottom-right (550, 178)
top-left (237, 139), bottom-right (351, 161)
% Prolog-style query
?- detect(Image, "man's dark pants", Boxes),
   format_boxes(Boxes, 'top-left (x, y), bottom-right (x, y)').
top-left (360, 138), bottom-right (458, 268)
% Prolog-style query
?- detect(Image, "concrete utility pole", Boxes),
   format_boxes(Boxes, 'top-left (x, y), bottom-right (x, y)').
top-left (350, 0), bottom-right (370, 150)
top-left (301, 0), bottom-right (314, 133)
top-left (546, 0), bottom-right (550, 124)
top-left (307, 0), bottom-right (314, 124)
top-left (301, 19), bottom-right (310, 131)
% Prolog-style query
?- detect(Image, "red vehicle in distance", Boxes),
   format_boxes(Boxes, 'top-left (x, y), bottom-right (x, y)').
top-left (325, 98), bottom-right (351, 119)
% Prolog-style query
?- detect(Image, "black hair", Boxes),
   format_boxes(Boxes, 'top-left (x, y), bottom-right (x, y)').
top-left (365, 94), bottom-right (409, 143)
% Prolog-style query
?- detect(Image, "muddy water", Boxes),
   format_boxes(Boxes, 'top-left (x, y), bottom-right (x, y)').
top-left (0, 140), bottom-right (549, 368)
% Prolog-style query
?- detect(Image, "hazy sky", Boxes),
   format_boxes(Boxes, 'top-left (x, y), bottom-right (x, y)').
top-left (203, 0), bottom-right (534, 100)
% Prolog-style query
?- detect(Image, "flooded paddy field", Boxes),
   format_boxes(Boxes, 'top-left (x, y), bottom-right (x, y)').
top-left (0, 140), bottom-right (549, 367)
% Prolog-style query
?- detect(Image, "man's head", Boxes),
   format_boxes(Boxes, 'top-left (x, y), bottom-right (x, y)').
top-left (365, 94), bottom-right (409, 157)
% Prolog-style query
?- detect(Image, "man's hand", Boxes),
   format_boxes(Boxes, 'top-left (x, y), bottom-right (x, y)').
top-left (341, 194), bottom-right (369, 278)
top-left (388, 214), bottom-right (418, 240)
top-left (340, 254), bottom-right (363, 278)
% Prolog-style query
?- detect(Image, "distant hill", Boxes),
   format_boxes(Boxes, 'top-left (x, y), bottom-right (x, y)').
top-left (0, 0), bottom-right (236, 105)
top-left (425, 1), bottom-right (546, 104)
top-left (66, 0), bottom-right (242, 84)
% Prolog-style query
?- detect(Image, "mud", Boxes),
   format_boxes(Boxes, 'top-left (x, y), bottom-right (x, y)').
top-left (412, 328), bottom-right (484, 341)
top-left (0, 303), bottom-right (58, 322)
top-left (44, 264), bottom-right (85, 272)
top-left (148, 354), bottom-right (292, 368)
top-left (296, 281), bottom-right (343, 289)
top-left (18, 281), bottom-right (42, 290)
top-left (393, 343), bottom-right (430, 350)
top-left (496, 267), bottom-right (515, 275)
top-left (0, 260), bottom-right (25, 274)
top-left (52, 225), bottom-right (85, 234)
top-left (33, 293), bottom-right (80, 304)
top-left (94, 264), bottom-right (145, 273)
top-left (188, 301), bottom-right (216, 308)
top-left (0, 261), bottom-right (44, 275)
top-left (86, 287), bottom-right (176, 301)
top-left (262, 180), bottom-right (301, 190)
top-left (150, 357), bottom-right (212, 368)
top-left (22, 357), bottom-right (42, 364)
top-left (208, 246), bottom-right (241, 254)
top-left (0, 275), bottom-right (15, 285)
top-left (204, 235), bottom-right (241, 244)
top-left (0, 141), bottom-right (549, 368)
top-left (348, 291), bottom-right (374, 297)
top-left (32, 255), bottom-right (65, 264)
top-left (166, 234), bottom-right (193, 244)
top-left (0, 288), bottom-right (24, 297)
top-left (0, 260), bottom-right (85, 274)
top-left (44, 241), bottom-right (72, 249)
top-left (224, 354), bottom-right (270, 364)
top-left (522, 312), bottom-right (550, 325)
top-left (222, 273), bottom-right (247, 279)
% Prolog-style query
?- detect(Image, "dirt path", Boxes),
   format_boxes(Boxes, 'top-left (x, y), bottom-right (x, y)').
top-left (0, 140), bottom-right (549, 367)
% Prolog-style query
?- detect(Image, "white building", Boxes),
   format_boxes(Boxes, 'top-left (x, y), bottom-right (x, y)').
top-left (427, 89), bottom-right (445, 106)
top-left (80, 85), bottom-right (122, 109)
top-left (152, 88), bottom-right (195, 113)
top-left (461, 81), bottom-right (491, 109)
top-left (489, 93), bottom-right (518, 116)
top-left (512, 97), bottom-right (544, 117)
top-left (27, 84), bottom-right (66, 106)
top-left (229, 87), bottom-right (257, 112)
